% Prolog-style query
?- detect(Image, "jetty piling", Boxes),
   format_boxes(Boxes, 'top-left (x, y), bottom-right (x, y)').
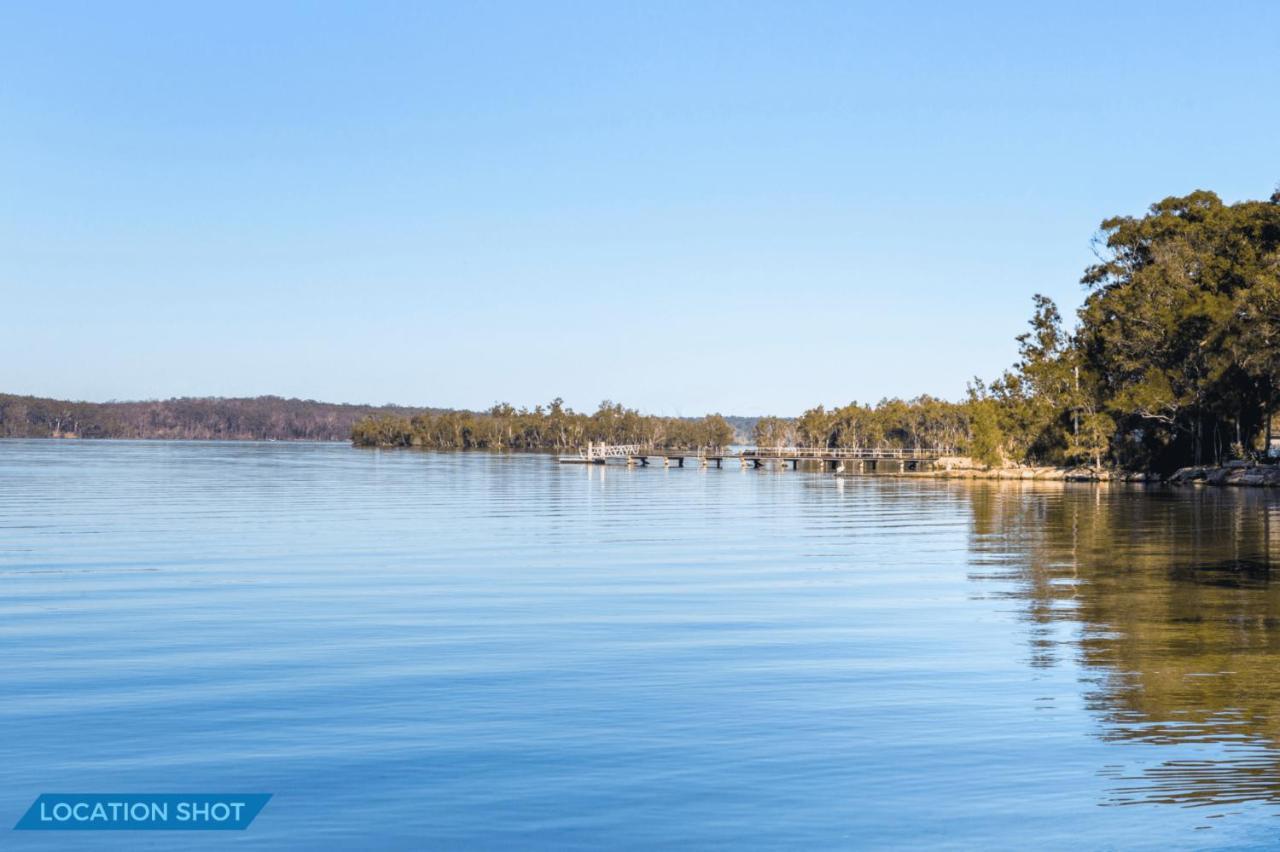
top-left (558, 445), bottom-right (947, 473)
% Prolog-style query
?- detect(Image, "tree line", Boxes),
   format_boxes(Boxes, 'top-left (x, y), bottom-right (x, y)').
top-left (757, 396), bottom-right (969, 453)
top-left (353, 396), bottom-right (969, 457)
top-left (352, 400), bottom-right (736, 450)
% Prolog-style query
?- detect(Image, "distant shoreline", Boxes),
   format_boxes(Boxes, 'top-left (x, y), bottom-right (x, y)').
top-left (0, 393), bottom-right (451, 443)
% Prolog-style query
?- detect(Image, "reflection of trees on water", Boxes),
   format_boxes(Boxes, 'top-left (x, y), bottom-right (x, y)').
top-left (966, 482), bottom-right (1280, 807)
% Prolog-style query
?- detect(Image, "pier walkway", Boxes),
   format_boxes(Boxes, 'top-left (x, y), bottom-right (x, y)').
top-left (559, 443), bottom-right (949, 472)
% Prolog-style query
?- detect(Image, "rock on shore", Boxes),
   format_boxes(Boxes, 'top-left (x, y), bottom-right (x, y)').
top-left (1167, 462), bottom-right (1280, 487)
top-left (908, 457), bottom-right (1279, 486)
top-left (914, 457), bottom-right (1165, 484)
top-left (927, 456), bottom-right (1148, 482)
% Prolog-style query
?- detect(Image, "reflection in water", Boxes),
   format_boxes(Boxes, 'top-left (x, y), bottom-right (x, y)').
top-left (967, 483), bottom-right (1280, 808)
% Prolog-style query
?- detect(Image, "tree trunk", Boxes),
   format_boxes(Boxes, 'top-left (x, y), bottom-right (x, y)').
top-left (1195, 415), bottom-right (1202, 466)
top-left (1268, 379), bottom-right (1274, 460)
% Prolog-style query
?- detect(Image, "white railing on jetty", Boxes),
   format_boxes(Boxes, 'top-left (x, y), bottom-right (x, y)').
top-left (742, 446), bottom-right (950, 460)
top-left (577, 442), bottom-right (646, 461)
top-left (566, 444), bottom-right (952, 461)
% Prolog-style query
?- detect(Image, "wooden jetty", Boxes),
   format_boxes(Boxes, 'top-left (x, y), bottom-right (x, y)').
top-left (559, 443), bottom-right (948, 472)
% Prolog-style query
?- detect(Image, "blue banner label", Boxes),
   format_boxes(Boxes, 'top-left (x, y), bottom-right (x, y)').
top-left (14, 794), bottom-right (271, 830)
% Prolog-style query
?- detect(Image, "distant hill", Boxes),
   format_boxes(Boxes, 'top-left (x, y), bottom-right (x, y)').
top-left (0, 394), bottom-right (447, 442)
top-left (721, 415), bottom-right (761, 444)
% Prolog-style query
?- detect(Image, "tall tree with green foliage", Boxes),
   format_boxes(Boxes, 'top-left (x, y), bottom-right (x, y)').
top-left (1065, 412), bottom-right (1114, 469)
top-left (966, 397), bottom-right (1005, 469)
top-left (1078, 189), bottom-right (1280, 469)
top-left (987, 295), bottom-right (1077, 463)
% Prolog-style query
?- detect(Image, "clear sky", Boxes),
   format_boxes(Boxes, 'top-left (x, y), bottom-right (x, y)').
top-left (2, 2), bottom-right (1277, 416)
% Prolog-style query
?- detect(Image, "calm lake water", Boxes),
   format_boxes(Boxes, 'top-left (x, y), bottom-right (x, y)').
top-left (5, 441), bottom-right (1280, 849)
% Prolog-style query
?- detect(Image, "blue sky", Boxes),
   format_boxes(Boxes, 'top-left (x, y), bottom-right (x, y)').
top-left (2, 2), bottom-right (1277, 416)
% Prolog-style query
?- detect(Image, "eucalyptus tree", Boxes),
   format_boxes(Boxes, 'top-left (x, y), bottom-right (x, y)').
top-left (1079, 190), bottom-right (1280, 468)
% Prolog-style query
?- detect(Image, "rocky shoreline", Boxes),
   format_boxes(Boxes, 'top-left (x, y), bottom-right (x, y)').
top-left (916, 464), bottom-right (1158, 483)
top-left (1165, 462), bottom-right (1280, 487)
top-left (893, 457), bottom-right (1280, 485)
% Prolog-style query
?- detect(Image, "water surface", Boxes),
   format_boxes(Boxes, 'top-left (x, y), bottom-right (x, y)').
top-left (4, 441), bottom-right (1280, 848)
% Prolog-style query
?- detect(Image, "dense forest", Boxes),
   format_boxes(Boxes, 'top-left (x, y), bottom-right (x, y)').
top-left (0, 394), bottom-right (439, 442)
